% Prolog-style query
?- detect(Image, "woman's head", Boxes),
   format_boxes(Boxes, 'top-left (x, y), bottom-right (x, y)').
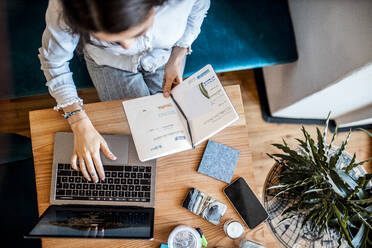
top-left (60, 0), bottom-right (166, 49)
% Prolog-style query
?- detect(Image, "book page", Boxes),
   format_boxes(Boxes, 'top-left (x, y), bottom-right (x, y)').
top-left (172, 65), bottom-right (239, 146)
top-left (122, 94), bottom-right (192, 161)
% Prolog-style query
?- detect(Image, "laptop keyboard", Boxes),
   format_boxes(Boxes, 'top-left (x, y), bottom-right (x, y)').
top-left (55, 164), bottom-right (152, 203)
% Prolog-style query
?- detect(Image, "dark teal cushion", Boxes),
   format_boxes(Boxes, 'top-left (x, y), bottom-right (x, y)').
top-left (184, 0), bottom-right (298, 76)
top-left (3, 0), bottom-right (92, 99)
top-left (0, 133), bottom-right (40, 247)
top-left (2, 0), bottom-right (297, 98)
top-left (0, 158), bottom-right (41, 248)
top-left (0, 133), bottom-right (32, 164)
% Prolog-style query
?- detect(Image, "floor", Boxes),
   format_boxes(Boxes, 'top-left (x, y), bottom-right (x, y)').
top-left (0, 69), bottom-right (371, 246)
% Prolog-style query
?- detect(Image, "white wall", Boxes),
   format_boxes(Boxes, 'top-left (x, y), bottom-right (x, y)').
top-left (273, 63), bottom-right (372, 120)
top-left (334, 103), bottom-right (372, 128)
top-left (262, 0), bottom-right (372, 126)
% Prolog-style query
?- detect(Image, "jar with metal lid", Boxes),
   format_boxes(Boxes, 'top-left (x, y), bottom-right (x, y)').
top-left (168, 225), bottom-right (202, 248)
top-left (223, 220), bottom-right (244, 239)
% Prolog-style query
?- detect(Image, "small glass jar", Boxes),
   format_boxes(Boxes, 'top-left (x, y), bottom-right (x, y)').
top-left (223, 220), bottom-right (244, 239)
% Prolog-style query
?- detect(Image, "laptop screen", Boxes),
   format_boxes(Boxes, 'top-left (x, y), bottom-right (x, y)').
top-left (27, 205), bottom-right (154, 239)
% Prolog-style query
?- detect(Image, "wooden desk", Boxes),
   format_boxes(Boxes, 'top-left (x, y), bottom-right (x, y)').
top-left (30, 85), bottom-right (265, 248)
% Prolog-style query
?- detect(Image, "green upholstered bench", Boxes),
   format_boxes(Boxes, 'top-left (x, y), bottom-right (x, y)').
top-left (1, 0), bottom-right (297, 99)
top-left (184, 0), bottom-right (297, 76)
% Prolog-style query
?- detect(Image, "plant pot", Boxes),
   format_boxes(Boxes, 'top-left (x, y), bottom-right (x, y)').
top-left (263, 148), bottom-right (367, 248)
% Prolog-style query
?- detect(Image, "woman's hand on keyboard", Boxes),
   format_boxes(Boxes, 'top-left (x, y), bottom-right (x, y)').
top-left (69, 115), bottom-right (117, 183)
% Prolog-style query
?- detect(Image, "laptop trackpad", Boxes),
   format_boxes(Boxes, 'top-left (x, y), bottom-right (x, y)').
top-left (53, 132), bottom-right (129, 165)
top-left (100, 134), bottom-right (129, 165)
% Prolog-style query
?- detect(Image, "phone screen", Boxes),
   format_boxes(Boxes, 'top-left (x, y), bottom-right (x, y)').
top-left (224, 177), bottom-right (268, 229)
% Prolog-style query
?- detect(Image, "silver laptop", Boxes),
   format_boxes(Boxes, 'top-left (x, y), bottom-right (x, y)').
top-left (50, 132), bottom-right (156, 207)
top-left (26, 132), bottom-right (156, 239)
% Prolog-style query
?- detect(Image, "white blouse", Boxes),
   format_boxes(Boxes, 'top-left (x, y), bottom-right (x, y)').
top-left (38, 0), bottom-right (210, 109)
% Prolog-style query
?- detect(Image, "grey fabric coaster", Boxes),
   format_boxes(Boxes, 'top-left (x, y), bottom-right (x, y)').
top-left (197, 140), bottom-right (240, 183)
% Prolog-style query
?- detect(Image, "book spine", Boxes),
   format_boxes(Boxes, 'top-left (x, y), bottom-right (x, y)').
top-left (170, 94), bottom-right (195, 149)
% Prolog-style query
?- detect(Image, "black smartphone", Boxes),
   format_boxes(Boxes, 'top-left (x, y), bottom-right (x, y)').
top-left (224, 177), bottom-right (268, 229)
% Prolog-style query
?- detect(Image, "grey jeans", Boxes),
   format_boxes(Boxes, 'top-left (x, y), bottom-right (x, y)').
top-left (84, 54), bottom-right (185, 101)
top-left (84, 54), bottom-right (164, 101)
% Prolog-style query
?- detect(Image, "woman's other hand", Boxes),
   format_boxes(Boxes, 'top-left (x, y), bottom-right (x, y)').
top-left (63, 103), bottom-right (117, 183)
top-left (162, 46), bottom-right (187, 97)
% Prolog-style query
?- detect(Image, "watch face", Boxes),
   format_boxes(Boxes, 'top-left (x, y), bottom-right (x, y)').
top-left (182, 188), bottom-right (227, 225)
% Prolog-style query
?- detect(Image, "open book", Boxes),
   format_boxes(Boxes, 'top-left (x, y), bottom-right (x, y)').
top-left (122, 65), bottom-right (239, 161)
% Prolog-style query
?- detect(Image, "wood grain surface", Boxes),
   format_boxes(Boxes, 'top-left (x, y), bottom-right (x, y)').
top-left (29, 85), bottom-right (265, 248)
top-left (3, 68), bottom-right (368, 248)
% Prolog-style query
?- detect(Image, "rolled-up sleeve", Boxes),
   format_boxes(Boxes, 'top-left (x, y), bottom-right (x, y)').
top-left (38, 0), bottom-right (81, 110)
top-left (174, 0), bottom-right (210, 53)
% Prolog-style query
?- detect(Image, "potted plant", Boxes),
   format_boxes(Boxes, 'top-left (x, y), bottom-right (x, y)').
top-left (264, 118), bottom-right (372, 248)
top-left (359, 128), bottom-right (372, 140)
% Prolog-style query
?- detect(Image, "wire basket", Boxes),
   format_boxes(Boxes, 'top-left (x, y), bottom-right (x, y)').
top-left (263, 148), bottom-right (367, 248)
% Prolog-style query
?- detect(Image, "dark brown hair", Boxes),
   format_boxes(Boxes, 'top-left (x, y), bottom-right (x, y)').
top-left (60, 0), bottom-right (166, 51)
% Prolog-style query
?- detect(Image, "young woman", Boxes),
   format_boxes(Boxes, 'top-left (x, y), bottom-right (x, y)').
top-left (39, 0), bottom-right (210, 183)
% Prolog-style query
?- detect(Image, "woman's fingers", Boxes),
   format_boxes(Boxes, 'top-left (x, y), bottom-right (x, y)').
top-left (79, 157), bottom-right (91, 182)
top-left (162, 76), bottom-right (173, 97)
top-left (84, 154), bottom-right (99, 183)
top-left (176, 72), bottom-right (182, 84)
top-left (70, 118), bottom-right (109, 183)
top-left (163, 72), bottom-right (182, 97)
top-left (100, 140), bottom-right (117, 160)
top-left (173, 74), bottom-right (181, 87)
top-left (77, 151), bottom-right (104, 182)
top-left (92, 152), bottom-right (105, 181)
top-left (71, 153), bottom-right (78, 170)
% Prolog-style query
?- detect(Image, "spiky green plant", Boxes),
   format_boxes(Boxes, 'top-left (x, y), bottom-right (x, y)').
top-left (267, 118), bottom-right (372, 248)
top-left (359, 128), bottom-right (372, 140)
